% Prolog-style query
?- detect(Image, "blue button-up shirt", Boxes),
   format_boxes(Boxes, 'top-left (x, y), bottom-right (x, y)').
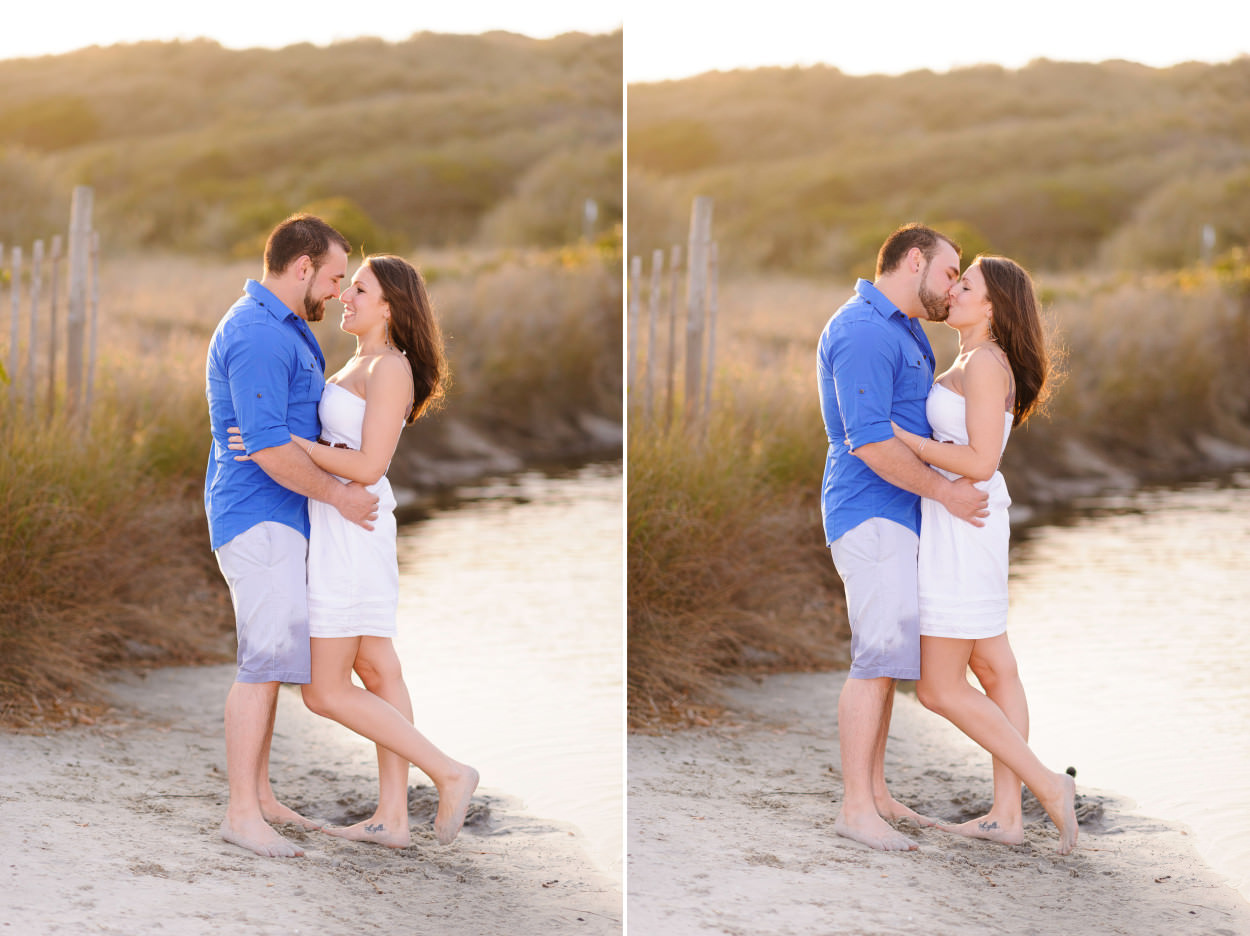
top-left (204, 280), bottom-right (326, 551)
top-left (818, 279), bottom-right (935, 544)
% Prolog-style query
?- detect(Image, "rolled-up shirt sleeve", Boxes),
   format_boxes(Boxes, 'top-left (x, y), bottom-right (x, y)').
top-left (831, 321), bottom-right (896, 451)
top-left (224, 323), bottom-right (295, 454)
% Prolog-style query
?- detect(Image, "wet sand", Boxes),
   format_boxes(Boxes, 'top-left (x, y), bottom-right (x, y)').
top-left (0, 665), bottom-right (620, 936)
top-left (629, 671), bottom-right (1250, 936)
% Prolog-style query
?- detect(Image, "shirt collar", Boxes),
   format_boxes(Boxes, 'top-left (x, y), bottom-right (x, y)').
top-left (854, 278), bottom-right (903, 321)
top-left (245, 279), bottom-right (299, 323)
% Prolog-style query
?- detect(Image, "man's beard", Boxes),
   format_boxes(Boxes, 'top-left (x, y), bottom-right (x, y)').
top-left (918, 260), bottom-right (950, 322)
top-left (303, 282), bottom-right (325, 322)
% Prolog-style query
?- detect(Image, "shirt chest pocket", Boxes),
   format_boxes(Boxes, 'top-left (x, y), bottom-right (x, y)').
top-left (291, 352), bottom-right (324, 404)
top-left (898, 354), bottom-right (932, 403)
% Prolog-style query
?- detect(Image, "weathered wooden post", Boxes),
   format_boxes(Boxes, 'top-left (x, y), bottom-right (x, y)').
top-left (684, 196), bottom-right (713, 421)
top-left (66, 185), bottom-right (93, 418)
top-left (701, 241), bottom-right (719, 422)
top-left (84, 230), bottom-right (100, 427)
top-left (664, 245), bottom-right (682, 432)
top-left (582, 198), bottom-right (599, 243)
top-left (627, 254), bottom-right (642, 407)
top-left (46, 235), bottom-right (62, 416)
top-left (8, 245), bottom-right (22, 412)
top-left (25, 240), bottom-right (43, 418)
top-left (644, 248), bottom-right (663, 421)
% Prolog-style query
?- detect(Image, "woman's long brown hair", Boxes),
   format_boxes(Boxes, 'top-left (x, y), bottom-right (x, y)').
top-left (365, 254), bottom-right (448, 425)
top-left (977, 255), bottom-right (1051, 426)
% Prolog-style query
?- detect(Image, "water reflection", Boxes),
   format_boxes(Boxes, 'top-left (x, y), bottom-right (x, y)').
top-left (1007, 471), bottom-right (1250, 898)
top-left (387, 461), bottom-right (622, 881)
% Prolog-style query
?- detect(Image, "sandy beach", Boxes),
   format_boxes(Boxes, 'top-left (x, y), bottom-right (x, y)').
top-left (628, 670), bottom-right (1250, 936)
top-left (0, 665), bottom-right (621, 936)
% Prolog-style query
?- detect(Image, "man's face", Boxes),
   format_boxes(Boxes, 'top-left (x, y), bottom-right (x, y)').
top-left (303, 244), bottom-right (349, 323)
top-left (918, 242), bottom-right (961, 322)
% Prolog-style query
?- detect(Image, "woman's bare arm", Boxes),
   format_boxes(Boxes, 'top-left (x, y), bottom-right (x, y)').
top-left (298, 355), bottom-right (411, 485)
top-left (892, 349), bottom-right (1010, 482)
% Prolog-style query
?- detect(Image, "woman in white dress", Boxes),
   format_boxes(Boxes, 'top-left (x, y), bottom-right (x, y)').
top-left (234, 255), bottom-right (477, 848)
top-left (892, 255), bottom-right (1078, 855)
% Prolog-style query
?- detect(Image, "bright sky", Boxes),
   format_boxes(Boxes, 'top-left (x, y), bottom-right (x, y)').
top-left (625, 0), bottom-right (1250, 82)
top-left (1, 1), bottom-right (622, 61)
top-left (6, 2), bottom-right (1245, 80)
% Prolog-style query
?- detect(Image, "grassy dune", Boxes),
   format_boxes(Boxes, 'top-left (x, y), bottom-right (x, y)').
top-left (0, 32), bottom-right (622, 255)
top-left (627, 255), bottom-right (1250, 728)
top-left (0, 240), bottom-right (622, 727)
top-left (629, 58), bottom-right (1250, 277)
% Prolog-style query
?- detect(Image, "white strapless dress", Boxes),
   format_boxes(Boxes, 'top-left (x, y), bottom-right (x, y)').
top-left (918, 383), bottom-right (1014, 639)
top-left (307, 382), bottom-right (399, 639)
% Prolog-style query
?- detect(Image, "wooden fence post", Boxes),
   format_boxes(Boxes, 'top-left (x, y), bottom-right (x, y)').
top-left (46, 235), bottom-right (62, 415)
top-left (582, 198), bottom-right (599, 243)
top-left (25, 240), bottom-right (43, 418)
top-left (627, 254), bottom-right (641, 405)
top-left (701, 241), bottom-right (719, 422)
top-left (664, 245), bottom-right (682, 432)
top-left (66, 185), bottom-right (93, 418)
top-left (644, 248), bottom-right (663, 421)
top-left (84, 230), bottom-right (100, 428)
top-left (684, 197), bottom-right (713, 420)
top-left (8, 246), bottom-right (21, 413)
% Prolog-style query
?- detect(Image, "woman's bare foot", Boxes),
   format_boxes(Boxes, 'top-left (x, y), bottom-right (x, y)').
top-left (834, 808), bottom-right (918, 851)
top-left (876, 796), bottom-right (939, 828)
top-left (322, 816), bottom-right (411, 849)
top-left (220, 816), bottom-right (304, 858)
top-left (434, 766), bottom-right (480, 845)
top-left (1039, 772), bottom-right (1079, 855)
top-left (260, 798), bottom-right (322, 832)
top-left (938, 813), bottom-right (1025, 845)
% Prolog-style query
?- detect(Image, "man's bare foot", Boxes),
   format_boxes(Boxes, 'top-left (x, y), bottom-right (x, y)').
top-left (323, 816), bottom-right (411, 849)
top-left (220, 816), bottom-right (304, 858)
top-left (876, 796), bottom-right (939, 828)
top-left (1040, 772), bottom-right (1079, 855)
top-left (834, 808), bottom-right (918, 851)
top-left (260, 799), bottom-right (322, 831)
top-left (434, 766), bottom-right (479, 845)
top-left (938, 814), bottom-right (1025, 845)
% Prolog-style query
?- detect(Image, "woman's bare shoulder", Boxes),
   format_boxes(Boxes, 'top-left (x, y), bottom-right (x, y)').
top-left (364, 350), bottom-right (410, 380)
top-left (965, 344), bottom-right (1011, 376)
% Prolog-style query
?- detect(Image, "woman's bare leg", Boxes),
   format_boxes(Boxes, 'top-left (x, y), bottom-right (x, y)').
top-left (917, 635), bottom-right (1076, 854)
top-left (937, 634), bottom-right (1029, 843)
top-left (322, 638), bottom-right (414, 847)
top-left (303, 636), bottom-right (479, 845)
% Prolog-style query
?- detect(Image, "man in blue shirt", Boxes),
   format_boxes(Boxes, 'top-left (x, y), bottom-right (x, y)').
top-left (206, 214), bottom-right (378, 858)
top-left (817, 223), bottom-right (988, 851)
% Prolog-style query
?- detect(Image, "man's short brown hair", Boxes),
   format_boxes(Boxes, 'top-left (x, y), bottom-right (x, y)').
top-left (263, 213), bottom-right (351, 276)
top-left (876, 223), bottom-right (961, 277)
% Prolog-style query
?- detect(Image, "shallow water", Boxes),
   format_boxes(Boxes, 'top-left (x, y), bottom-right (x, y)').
top-left (1005, 471), bottom-right (1250, 899)
top-left (329, 461), bottom-right (623, 882)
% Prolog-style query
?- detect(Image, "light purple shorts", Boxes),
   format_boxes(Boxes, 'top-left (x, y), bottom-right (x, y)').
top-left (214, 521), bottom-right (312, 684)
top-left (829, 518), bottom-right (921, 681)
